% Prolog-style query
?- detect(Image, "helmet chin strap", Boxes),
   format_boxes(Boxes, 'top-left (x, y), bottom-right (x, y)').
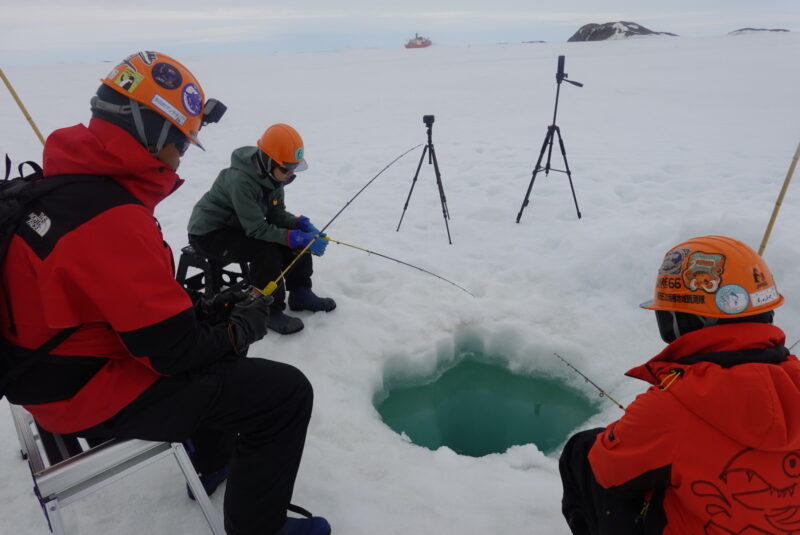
top-left (91, 95), bottom-right (171, 155)
top-left (256, 151), bottom-right (280, 180)
top-left (129, 100), bottom-right (171, 155)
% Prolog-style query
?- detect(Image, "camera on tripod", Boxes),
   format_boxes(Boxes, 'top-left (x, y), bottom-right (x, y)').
top-left (397, 114), bottom-right (452, 243)
top-left (555, 55), bottom-right (583, 88)
top-left (515, 55), bottom-right (584, 223)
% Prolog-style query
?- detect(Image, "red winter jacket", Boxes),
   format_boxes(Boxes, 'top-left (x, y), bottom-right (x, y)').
top-left (588, 323), bottom-right (800, 534)
top-left (1, 118), bottom-right (233, 433)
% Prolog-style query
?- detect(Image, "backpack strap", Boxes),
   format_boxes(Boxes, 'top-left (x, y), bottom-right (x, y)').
top-left (0, 325), bottom-right (80, 399)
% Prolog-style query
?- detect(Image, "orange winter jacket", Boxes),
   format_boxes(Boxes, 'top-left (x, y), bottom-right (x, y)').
top-left (588, 322), bottom-right (800, 534)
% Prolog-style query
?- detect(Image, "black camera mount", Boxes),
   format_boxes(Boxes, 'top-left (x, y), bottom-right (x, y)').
top-left (397, 114), bottom-right (452, 243)
top-left (516, 55), bottom-right (583, 223)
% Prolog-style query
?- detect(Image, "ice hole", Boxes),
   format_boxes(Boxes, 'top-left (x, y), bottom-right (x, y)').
top-left (375, 342), bottom-right (600, 457)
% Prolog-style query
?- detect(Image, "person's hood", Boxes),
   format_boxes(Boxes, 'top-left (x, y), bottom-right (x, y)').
top-left (42, 118), bottom-right (183, 211)
top-left (627, 323), bottom-right (800, 451)
top-left (229, 146), bottom-right (284, 192)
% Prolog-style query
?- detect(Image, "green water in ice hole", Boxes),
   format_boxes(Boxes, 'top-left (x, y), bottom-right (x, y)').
top-left (376, 355), bottom-right (599, 457)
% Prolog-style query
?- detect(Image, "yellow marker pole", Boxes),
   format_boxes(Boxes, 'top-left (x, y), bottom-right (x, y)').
top-left (0, 67), bottom-right (46, 146)
top-left (759, 141), bottom-right (800, 256)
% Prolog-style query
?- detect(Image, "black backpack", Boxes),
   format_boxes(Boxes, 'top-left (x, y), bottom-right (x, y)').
top-left (0, 155), bottom-right (85, 399)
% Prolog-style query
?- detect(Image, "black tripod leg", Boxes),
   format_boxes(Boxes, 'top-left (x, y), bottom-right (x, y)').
top-left (516, 126), bottom-right (554, 223)
top-left (428, 145), bottom-right (452, 244)
top-left (554, 127), bottom-right (582, 219)
top-left (397, 145), bottom-right (428, 231)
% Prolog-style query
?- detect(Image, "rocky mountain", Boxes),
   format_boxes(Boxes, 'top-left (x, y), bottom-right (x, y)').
top-left (568, 21), bottom-right (677, 42)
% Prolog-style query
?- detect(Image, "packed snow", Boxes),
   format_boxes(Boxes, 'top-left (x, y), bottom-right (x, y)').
top-left (1, 31), bottom-right (799, 534)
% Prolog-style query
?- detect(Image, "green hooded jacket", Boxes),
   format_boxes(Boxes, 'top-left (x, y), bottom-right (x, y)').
top-left (188, 146), bottom-right (298, 244)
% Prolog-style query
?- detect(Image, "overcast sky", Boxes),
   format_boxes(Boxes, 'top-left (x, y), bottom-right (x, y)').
top-left (1, 0), bottom-right (798, 65)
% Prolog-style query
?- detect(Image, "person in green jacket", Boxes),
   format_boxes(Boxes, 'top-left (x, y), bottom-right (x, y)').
top-left (188, 123), bottom-right (335, 335)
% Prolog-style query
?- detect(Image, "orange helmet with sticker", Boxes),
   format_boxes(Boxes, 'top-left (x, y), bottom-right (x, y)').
top-left (257, 123), bottom-right (308, 173)
top-left (100, 51), bottom-right (205, 146)
top-left (641, 235), bottom-right (783, 318)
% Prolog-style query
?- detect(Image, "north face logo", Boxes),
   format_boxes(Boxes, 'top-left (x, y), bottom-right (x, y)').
top-left (26, 211), bottom-right (51, 237)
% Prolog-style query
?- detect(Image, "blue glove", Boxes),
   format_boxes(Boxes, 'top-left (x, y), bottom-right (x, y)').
top-left (309, 236), bottom-right (327, 256)
top-left (287, 231), bottom-right (327, 256)
top-left (288, 229), bottom-right (314, 248)
top-left (295, 215), bottom-right (321, 235)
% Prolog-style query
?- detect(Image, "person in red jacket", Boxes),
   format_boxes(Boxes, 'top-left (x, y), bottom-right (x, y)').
top-left (559, 235), bottom-right (798, 535)
top-left (0, 52), bottom-right (330, 535)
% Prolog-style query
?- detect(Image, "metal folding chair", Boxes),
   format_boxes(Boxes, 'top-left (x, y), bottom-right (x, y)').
top-left (10, 404), bottom-right (225, 535)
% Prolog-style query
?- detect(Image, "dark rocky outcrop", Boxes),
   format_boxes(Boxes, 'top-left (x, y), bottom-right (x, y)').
top-left (567, 21), bottom-right (677, 42)
top-left (729, 28), bottom-right (789, 35)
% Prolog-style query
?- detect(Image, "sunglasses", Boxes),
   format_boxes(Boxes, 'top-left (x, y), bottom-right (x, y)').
top-left (277, 161), bottom-right (301, 175)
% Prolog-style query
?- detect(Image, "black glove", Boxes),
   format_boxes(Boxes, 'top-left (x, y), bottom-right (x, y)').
top-left (227, 293), bottom-right (273, 355)
top-left (191, 287), bottom-right (251, 324)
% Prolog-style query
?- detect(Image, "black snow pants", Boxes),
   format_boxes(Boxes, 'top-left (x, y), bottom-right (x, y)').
top-left (190, 229), bottom-right (313, 313)
top-left (74, 357), bottom-right (313, 535)
top-left (559, 428), bottom-right (654, 535)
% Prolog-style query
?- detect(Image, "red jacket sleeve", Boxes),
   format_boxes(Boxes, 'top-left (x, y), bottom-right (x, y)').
top-left (588, 387), bottom-right (682, 490)
top-left (46, 204), bottom-right (234, 374)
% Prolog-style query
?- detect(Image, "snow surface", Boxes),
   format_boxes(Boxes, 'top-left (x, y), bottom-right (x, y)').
top-left (1, 32), bottom-right (799, 534)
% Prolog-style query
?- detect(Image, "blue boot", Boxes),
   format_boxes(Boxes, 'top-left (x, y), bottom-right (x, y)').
top-left (267, 311), bottom-right (304, 335)
top-left (187, 466), bottom-right (229, 501)
top-left (288, 287), bottom-right (336, 313)
top-left (275, 516), bottom-right (331, 535)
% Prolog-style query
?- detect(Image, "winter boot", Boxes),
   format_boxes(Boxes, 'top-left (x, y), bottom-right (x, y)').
top-left (267, 311), bottom-right (304, 335)
top-left (187, 466), bottom-right (229, 501)
top-left (288, 287), bottom-right (336, 313)
top-left (275, 516), bottom-right (331, 535)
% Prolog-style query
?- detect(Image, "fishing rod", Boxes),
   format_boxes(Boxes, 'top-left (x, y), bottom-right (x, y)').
top-left (261, 144), bottom-right (422, 296)
top-left (554, 352), bottom-right (626, 410)
top-left (318, 143), bottom-right (422, 235)
top-left (324, 236), bottom-right (475, 297)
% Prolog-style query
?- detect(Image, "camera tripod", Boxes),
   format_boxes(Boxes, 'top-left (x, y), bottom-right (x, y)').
top-left (516, 55), bottom-right (583, 223)
top-left (397, 115), bottom-right (452, 244)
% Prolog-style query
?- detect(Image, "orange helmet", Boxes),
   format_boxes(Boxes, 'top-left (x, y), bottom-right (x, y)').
top-left (94, 51), bottom-right (220, 149)
top-left (641, 235), bottom-right (783, 318)
top-left (256, 124), bottom-right (308, 173)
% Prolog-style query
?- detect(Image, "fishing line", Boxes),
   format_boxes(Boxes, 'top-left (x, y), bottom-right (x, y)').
top-left (324, 236), bottom-right (475, 297)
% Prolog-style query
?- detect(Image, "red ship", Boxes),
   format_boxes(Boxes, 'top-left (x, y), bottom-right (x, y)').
top-left (405, 34), bottom-right (432, 48)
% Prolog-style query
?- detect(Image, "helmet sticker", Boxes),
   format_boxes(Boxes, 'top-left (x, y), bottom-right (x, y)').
top-left (181, 83), bottom-right (202, 116)
top-left (656, 292), bottom-right (705, 305)
top-left (113, 67), bottom-right (144, 93)
top-left (752, 267), bottom-right (769, 289)
top-left (152, 62), bottom-right (183, 90)
top-left (715, 284), bottom-right (749, 315)
top-left (294, 147), bottom-right (304, 161)
top-left (751, 286), bottom-right (779, 307)
top-left (682, 251), bottom-right (725, 293)
top-left (151, 94), bottom-right (187, 126)
top-left (658, 248), bottom-right (689, 275)
top-left (138, 51), bottom-right (158, 65)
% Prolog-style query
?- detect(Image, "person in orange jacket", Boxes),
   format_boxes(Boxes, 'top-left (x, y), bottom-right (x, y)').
top-left (559, 235), bottom-right (798, 535)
